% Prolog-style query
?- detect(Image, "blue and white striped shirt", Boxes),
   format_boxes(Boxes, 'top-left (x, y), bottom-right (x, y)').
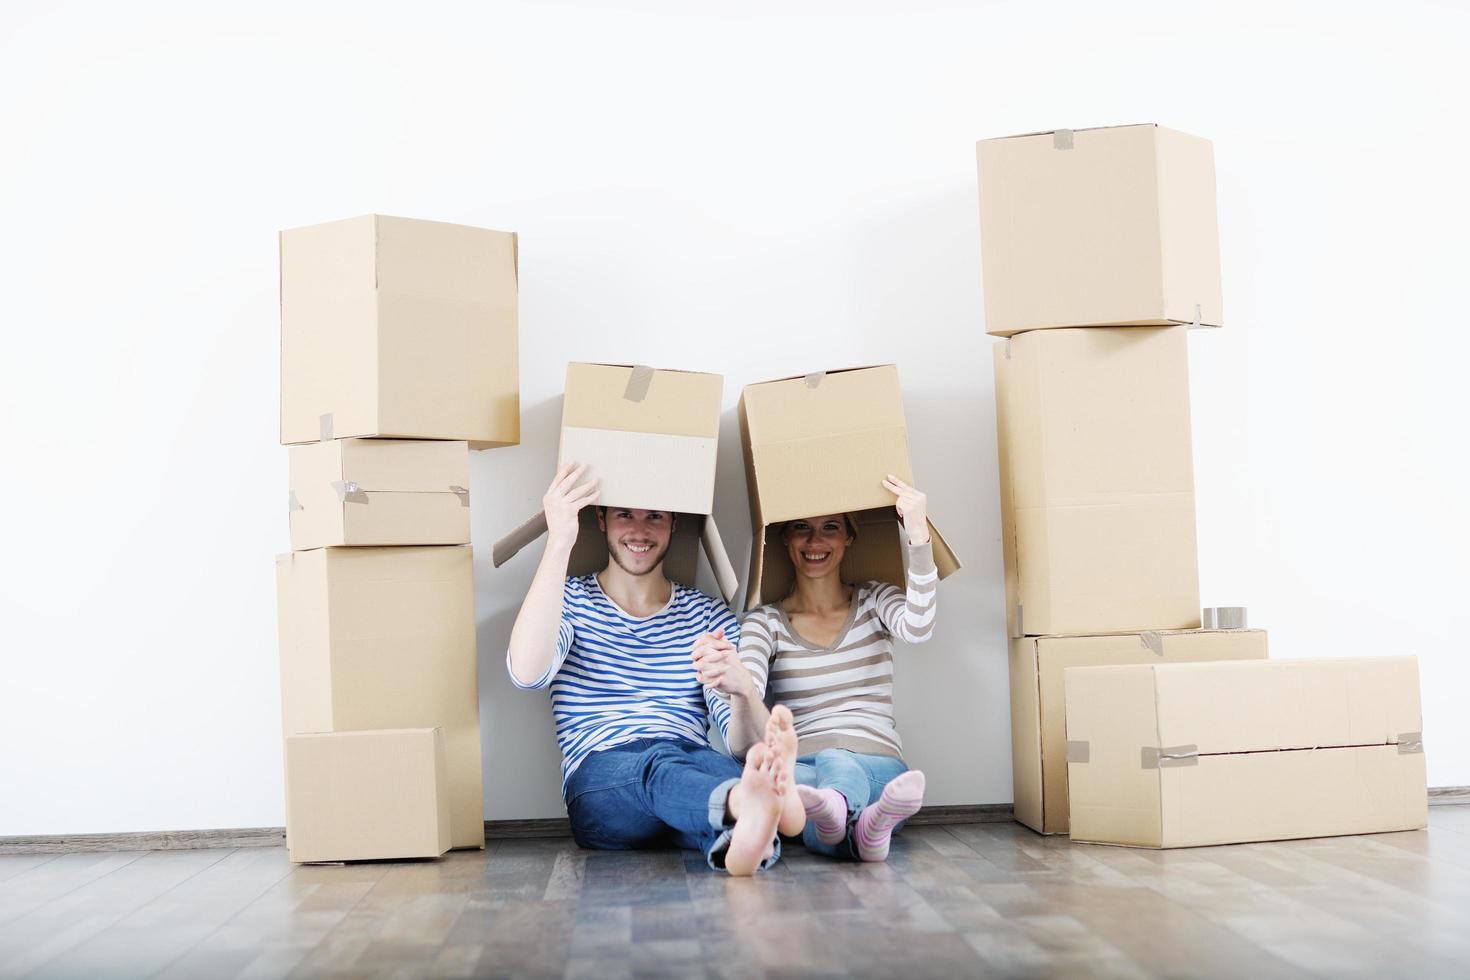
top-left (508, 574), bottom-right (740, 797)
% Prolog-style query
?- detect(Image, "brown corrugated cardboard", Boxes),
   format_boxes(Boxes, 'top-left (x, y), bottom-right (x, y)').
top-left (492, 363), bottom-right (738, 605)
top-left (1010, 628), bottom-right (1268, 835)
top-left (976, 123), bottom-right (1223, 337)
top-left (738, 365), bottom-right (960, 610)
top-left (275, 545), bottom-right (484, 849)
top-left (280, 214), bottom-right (519, 446)
top-left (288, 439), bottom-right (470, 551)
top-left (284, 728), bottom-right (451, 863)
top-left (994, 326), bottom-right (1200, 636)
top-left (1064, 657), bottom-right (1427, 848)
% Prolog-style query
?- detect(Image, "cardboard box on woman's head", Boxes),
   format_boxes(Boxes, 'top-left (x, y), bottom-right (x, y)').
top-left (738, 365), bottom-right (960, 611)
top-left (492, 363), bottom-right (739, 606)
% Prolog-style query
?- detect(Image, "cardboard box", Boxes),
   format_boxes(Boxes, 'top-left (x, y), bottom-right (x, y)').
top-left (288, 439), bottom-right (470, 551)
top-left (492, 363), bottom-right (738, 605)
top-left (275, 545), bottom-right (483, 849)
top-left (280, 214), bottom-right (519, 446)
top-left (738, 365), bottom-right (960, 610)
top-left (977, 123), bottom-right (1223, 337)
top-left (284, 728), bottom-right (451, 863)
top-left (1064, 657), bottom-right (1427, 848)
top-left (1010, 628), bottom-right (1267, 835)
top-left (994, 326), bottom-right (1200, 636)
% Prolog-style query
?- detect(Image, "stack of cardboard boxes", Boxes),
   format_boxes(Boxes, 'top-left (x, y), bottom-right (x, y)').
top-left (274, 214), bottom-right (519, 863)
top-left (979, 125), bottom-right (1426, 847)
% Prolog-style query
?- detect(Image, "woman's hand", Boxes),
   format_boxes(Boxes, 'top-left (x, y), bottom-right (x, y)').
top-left (543, 462), bottom-right (600, 548)
top-left (692, 629), bottom-right (754, 698)
top-left (883, 475), bottom-right (930, 546)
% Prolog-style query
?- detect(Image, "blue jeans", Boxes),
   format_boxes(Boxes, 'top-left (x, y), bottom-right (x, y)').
top-left (793, 748), bottom-right (909, 859)
top-left (564, 737), bottom-right (781, 872)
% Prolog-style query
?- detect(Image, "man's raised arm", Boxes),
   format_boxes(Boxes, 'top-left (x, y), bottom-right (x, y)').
top-left (507, 463), bottom-right (600, 687)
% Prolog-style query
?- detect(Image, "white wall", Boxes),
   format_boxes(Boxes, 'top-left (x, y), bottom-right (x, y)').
top-left (2, 1), bottom-right (1466, 835)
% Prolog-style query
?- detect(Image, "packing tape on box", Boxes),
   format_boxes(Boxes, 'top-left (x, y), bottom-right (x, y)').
top-left (1004, 338), bottom-right (1012, 361)
top-left (1202, 607), bottom-right (1248, 630)
top-left (288, 491), bottom-right (303, 512)
top-left (331, 480), bottom-right (368, 504)
top-left (1139, 631), bottom-right (1165, 656)
top-left (1066, 740), bottom-right (1090, 764)
top-left (1141, 745), bottom-right (1199, 769)
top-left (319, 413), bottom-right (334, 441)
top-left (450, 485), bottom-right (470, 507)
top-left (1052, 128), bottom-right (1074, 150)
top-left (623, 365), bottom-right (654, 402)
top-left (1193, 304), bottom-right (1202, 329)
top-left (804, 371), bottom-right (825, 389)
top-left (1397, 732), bottom-right (1424, 754)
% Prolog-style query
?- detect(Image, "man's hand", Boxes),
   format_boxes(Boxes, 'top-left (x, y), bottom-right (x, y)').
top-left (544, 462), bottom-right (600, 548)
top-left (883, 474), bottom-right (930, 546)
top-left (692, 629), bottom-right (753, 699)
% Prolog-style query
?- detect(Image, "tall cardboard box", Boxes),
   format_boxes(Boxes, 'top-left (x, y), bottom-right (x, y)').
top-left (976, 123), bottom-right (1223, 337)
top-left (1065, 657), bottom-right (1428, 848)
top-left (738, 365), bottom-right (960, 610)
top-left (285, 728), bottom-right (452, 864)
top-left (493, 363), bottom-right (739, 605)
top-left (994, 326), bottom-right (1200, 636)
top-left (275, 545), bottom-right (484, 849)
top-left (288, 439), bottom-right (470, 551)
top-left (1010, 628), bottom-right (1268, 835)
top-left (280, 214), bottom-right (519, 446)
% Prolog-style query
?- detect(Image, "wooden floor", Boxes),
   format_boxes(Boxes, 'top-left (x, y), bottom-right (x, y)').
top-left (2, 807), bottom-right (1468, 979)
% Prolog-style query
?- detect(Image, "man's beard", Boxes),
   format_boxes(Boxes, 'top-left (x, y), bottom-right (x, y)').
top-left (607, 538), bottom-right (669, 576)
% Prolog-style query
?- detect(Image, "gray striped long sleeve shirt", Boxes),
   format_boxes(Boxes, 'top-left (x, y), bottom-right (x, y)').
top-left (739, 540), bottom-right (938, 758)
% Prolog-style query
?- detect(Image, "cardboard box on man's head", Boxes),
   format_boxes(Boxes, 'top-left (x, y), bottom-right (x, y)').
top-left (977, 123), bottom-right (1222, 338)
top-left (492, 363), bottom-right (738, 605)
top-left (738, 365), bottom-right (960, 610)
top-left (279, 213), bottom-right (520, 446)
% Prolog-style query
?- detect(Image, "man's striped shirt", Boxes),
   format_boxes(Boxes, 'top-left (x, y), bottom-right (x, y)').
top-left (509, 574), bottom-right (739, 797)
top-left (738, 540), bottom-right (937, 758)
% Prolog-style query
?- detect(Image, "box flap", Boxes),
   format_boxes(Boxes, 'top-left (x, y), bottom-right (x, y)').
top-left (562, 362), bottom-right (721, 438)
top-left (1152, 657), bottom-right (1422, 756)
top-left (339, 439), bottom-right (469, 492)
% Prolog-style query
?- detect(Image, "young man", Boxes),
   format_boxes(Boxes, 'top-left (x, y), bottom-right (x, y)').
top-left (506, 462), bottom-right (802, 875)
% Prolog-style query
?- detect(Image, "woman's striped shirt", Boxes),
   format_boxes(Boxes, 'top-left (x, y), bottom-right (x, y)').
top-left (508, 574), bottom-right (739, 797)
top-left (739, 540), bottom-right (937, 758)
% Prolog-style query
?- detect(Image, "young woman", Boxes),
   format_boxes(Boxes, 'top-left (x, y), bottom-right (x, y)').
top-left (736, 475), bottom-right (937, 861)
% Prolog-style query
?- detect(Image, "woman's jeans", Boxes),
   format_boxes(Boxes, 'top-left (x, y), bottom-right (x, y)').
top-left (564, 737), bottom-right (781, 872)
top-left (793, 748), bottom-right (909, 859)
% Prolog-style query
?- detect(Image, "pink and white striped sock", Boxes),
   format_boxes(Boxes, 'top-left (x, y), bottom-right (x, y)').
top-left (854, 770), bottom-right (925, 862)
top-left (796, 785), bottom-right (848, 846)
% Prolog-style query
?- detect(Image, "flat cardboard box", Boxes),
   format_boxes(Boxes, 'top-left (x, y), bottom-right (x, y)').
top-left (994, 326), bottom-right (1200, 636)
top-left (284, 728), bottom-right (451, 864)
top-left (1009, 628), bottom-right (1268, 835)
top-left (275, 545), bottom-right (484, 849)
top-left (738, 365), bottom-right (960, 610)
top-left (288, 439), bottom-right (470, 551)
top-left (280, 214), bottom-right (519, 446)
top-left (493, 363), bottom-right (738, 605)
top-left (1064, 657), bottom-right (1427, 848)
top-left (977, 123), bottom-right (1223, 337)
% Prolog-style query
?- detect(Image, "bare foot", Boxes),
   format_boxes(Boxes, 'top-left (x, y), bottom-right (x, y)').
top-left (724, 742), bottom-right (782, 876)
top-left (766, 704), bottom-right (805, 837)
